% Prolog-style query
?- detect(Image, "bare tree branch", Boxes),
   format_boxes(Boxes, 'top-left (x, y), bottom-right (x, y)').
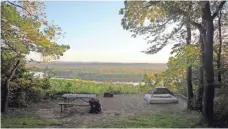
top-left (212, 1), bottom-right (226, 19)
top-left (8, 60), bottom-right (20, 80)
top-left (144, 1), bottom-right (160, 8)
top-left (190, 20), bottom-right (204, 32)
top-left (7, 1), bottom-right (31, 15)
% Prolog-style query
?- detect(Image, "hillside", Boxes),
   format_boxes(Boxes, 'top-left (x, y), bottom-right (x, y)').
top-left (26, 61), bottom-right (167, 69)
top-left (26, 62), bottom-right (167, 82)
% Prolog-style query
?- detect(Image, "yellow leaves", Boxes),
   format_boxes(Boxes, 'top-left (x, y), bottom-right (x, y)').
top-left (213, 51), bottom-right (217, 57)
top-left (124, 1), bottom-right (166, 25)
top-left (169, 82), bottom-right (175, 89)
top-left (2, 1), bottom-right (69, 64)
top-left (44, 27), bottom-right (56, 39)
top-left (156, 6), bottom-right (165, 16)
top-left (184, 45), bottom-right (200, 57)
top-left (34, 22), bottom-right (41, 28)
top-left (20, 1), bottom-right (45, 18)
top-left (147, 6), bottom-right (165, 22)
top-left (38, 37), bottom-right (50, 47)
top-left (2, 4), bottom-right (21, 25)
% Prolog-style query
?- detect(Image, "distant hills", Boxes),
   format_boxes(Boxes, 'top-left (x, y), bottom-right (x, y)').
top-left (26, 61), bottom-right (167, 82)
top-left (26, 61), bottom-right (167, 69)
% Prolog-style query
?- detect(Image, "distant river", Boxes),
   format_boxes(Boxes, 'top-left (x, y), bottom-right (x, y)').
top-left (52, 77), bottom-right (144, 86)
top-left (31, 71), bottom-right (144, 86)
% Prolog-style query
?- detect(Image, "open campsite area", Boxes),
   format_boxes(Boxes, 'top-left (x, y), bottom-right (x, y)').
top-left (2, 94), bottom-right (203, 128)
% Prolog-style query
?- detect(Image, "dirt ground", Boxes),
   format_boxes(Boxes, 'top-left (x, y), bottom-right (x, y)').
top-left (35, 94), bottom-right (187, 127)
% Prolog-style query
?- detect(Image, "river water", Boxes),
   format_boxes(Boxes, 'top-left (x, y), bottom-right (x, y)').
top-left (30, 71), bottom-right (145, 86)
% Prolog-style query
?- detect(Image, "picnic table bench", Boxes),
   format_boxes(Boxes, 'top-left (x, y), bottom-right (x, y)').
top-left (59, 94), bottom-right (96, 112)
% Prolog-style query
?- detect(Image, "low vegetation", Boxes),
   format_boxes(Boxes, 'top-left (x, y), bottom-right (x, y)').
top-left (1, 103), bottom-right (204, 128)
top-left (90, 111), bottom-right (204, 128)
top-left (1, 115), bottom-right (57, 128)
top-left (1, 111), bottom-right (202, 128)
top-left (50, 79), bottom-right (141, 95)
top-left (1, 106), bottom-right (58, 128)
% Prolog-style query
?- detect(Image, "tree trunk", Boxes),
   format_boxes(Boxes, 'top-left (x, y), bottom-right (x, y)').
top-left (195, 32), bottom-right (205, 112)
top-left (186, 66), bottom-right (194, 109)
top-left (217, 10), bottom-right (222, 85)
top-left (194, 8), bottom-right (207, 112)
top-left (186, 20), bottom-right (194, 109)
top-left (1, 80), bottom-right (10, 113)
top-left (1, 60), bottom-right (20, 113)
top-left (202, 2), bottom-right (215, 124)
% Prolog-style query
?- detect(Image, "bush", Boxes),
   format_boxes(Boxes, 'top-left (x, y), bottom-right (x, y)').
top-left (214, 86), bottom-right (228, 127)
top-left (49, 79), bottom-right (141, 95)
top-left (8, 77), bottom-right (51, 108)
top-left (8, 79), bottom-right (31, 108)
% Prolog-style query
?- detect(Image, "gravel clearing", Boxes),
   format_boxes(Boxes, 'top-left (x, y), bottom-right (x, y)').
top-left (36, 94), bottom-right (187, 127)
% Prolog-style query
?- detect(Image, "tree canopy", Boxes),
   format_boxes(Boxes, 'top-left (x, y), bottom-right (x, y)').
top-left (119, 1), bottom-right (227, 54)
top-left (1, 1), bottom-right (70, 112)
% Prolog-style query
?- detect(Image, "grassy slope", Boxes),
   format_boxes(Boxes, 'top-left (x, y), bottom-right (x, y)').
top-left (1, 116), bottom-right (57, 128)
top-left (1, 108), bottom-right (58, 128)
top-left (1, 108), bottom-right (204, 128)
top-left (90, 110), bottom-right (204, 128)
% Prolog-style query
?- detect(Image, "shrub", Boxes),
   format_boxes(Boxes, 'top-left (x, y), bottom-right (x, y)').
top-left (214, 86), bottom-right (228, 127)
top-left (8, 77), bottom-right (51, 108)
top-left (49, 79), bottom-right (141, 95)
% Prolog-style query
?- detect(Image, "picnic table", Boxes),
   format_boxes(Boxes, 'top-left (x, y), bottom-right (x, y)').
top-left (59, 94), bottom-right (96, 112)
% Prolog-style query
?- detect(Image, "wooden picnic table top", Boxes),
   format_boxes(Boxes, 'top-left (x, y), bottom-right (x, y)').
top-left (62, 94), bottom-right (96, 99)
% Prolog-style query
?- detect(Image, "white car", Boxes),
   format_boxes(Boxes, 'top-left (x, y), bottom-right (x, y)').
top-left (144, 86), bottom-right (179, 104)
